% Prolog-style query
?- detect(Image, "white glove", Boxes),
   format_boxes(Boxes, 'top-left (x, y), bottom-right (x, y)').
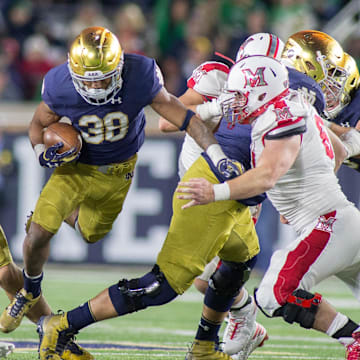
top-left (196, 99), bottom-right (222, 121)
top-left (0, 342), bottom-right (15, 358)
top-left (340, 129), bottom-right (360, 159)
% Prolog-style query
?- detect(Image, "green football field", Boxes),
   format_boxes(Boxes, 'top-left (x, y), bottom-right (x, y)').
top-left (0, 264), bottom-right (357, 359)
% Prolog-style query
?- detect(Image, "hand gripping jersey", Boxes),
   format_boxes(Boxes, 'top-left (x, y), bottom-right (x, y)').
top-left (42, 54), bottom-right (162, 165)
top-left (251, 90), bottom-right (350, 234)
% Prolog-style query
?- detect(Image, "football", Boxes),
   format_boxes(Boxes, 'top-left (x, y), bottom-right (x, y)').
top-left (43, 122), bottom-right (82, 155)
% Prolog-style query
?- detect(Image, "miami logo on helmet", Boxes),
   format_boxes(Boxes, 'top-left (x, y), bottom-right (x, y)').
top-left (242, 67), bottom-right (268, 88)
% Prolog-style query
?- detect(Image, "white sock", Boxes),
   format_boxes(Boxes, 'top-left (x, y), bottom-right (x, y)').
top-left (326, 312), bottom-right (349, 337)
top-left (231, 288), bottom-right (249, 310)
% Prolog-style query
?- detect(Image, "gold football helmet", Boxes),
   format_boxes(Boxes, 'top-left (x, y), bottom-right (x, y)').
top-left (341, 52), bottom-right (360, 104)
top-left (68, 26), bottom-right (124, 105)
top-left (282, 30), bottom-right (348, 118)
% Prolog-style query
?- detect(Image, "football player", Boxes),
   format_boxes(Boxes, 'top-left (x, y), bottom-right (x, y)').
top-left (177, 55), bottom-right (360, 360)
top-left (159, 55), bottom-right (268, 359)
top-left (159, 32), bottom-right (347, 359)
top-left (0, 26), bottom-right (234, 352)
top-left (281, 30), bottom-right (360, 168)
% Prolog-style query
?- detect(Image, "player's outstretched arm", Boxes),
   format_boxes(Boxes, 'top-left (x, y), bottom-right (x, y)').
top-left (326, 128), bottom-right (348, 172)
top-left (151, 87), bottom-right (217, 151)
top-left (177, 135), bottom-right (301, 209)
top-left (158, 88), bottom-right (203, 133)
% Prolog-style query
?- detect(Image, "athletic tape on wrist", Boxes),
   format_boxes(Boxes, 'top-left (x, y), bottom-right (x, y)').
top-left (213, 182), bottom-right (230, 201)
top-left (206, 144), bottom-right (226, 165)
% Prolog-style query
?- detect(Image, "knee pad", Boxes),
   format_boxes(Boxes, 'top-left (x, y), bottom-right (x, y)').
top-left (273, 289), bottom-right (322, 329)
top-left (108, 264), bottom-right (177, 315)
top-left (205, 260), bottom-right (252, 312)
top-left (210, 260), bottom-right (251, 297)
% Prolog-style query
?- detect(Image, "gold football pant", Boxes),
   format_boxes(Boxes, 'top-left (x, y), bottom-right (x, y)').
top-left (32, 155), bottom-right (137, 243)
top-left (157, 156), bottom-right (259, 295)
top-left (0, 226), bottom-right (12, 267)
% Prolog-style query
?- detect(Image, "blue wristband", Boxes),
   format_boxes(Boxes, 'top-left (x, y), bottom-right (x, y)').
top-left (179, 109), bottom-right (195, 131)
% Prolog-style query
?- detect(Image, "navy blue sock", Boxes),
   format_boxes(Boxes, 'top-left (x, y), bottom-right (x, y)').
top-left (23, 270), bottom-right (43, 298)
top-left (67, 302), bottom-right (95, 331)
top-left (195, 315), bottom-right (221, 341)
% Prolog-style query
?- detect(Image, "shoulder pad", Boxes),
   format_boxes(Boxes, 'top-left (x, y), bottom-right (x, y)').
top-left (287, 67), bottom-right (325, 115)
top-left (264, 96), bottom-right (307, 140)
top-left (187, 61), bottom-right (229, 99)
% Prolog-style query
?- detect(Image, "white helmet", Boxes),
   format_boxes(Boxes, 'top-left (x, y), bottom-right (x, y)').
top-left (221, 55), bottom-right (289, 125)
top-left (236, 33), bottom-right (285, 62)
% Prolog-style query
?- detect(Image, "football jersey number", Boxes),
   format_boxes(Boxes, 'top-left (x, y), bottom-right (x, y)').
top-left (78, 112), bottom-right (129, 144)
top-left (314, 114), bottom-right (334, 159)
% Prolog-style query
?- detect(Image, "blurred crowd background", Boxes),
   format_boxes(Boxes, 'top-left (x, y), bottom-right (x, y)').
top-left (1, 0), bottom-right (360, 268)
top-left (0, 0), bottom-right (358, 103)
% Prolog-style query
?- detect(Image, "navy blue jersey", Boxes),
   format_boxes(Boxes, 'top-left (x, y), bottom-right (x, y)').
top-left (42, 54), bottom-right (162, 165)
top-left (287, 67), bottom-right (325, 115)
top-left (215, 122), bottom-right (252, 170)
top-left (215, 121), bottom-right (265, 206)
top-left (332, 88), bottom-right (360, 128)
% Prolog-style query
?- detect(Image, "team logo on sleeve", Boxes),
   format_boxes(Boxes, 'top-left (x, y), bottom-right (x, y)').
top-left (242, 67), bottom-right (268, 87)
top-left (272, 106), bottom-right (293, 121)
top-left (315, 215), bottom-right (336, 233)
top-left (192, 68), bottom-right (205, 84)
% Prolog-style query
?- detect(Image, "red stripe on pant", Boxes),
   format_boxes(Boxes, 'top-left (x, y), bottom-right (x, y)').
top-left (273, 211), bottom-right (336, 305)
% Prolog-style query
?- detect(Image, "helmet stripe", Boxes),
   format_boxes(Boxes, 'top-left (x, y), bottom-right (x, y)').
top-left (267, 34), bottom-right (279, 59)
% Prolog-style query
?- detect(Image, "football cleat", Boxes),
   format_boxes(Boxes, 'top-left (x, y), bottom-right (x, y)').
top-left (185, 340), bottom-right (233, 359)
top-left (0, 342), bottom-right (15, 358)
top-left (37, 313), bottom-right (85, 360)
top-left (230, 322), bottom-right (268, 360)
top-left (0, 288), bottom-right (40, 333)
top-left (62, 341), bottom-right (95, 360)
top-left (346, 332), bottom-right (360, 360)
top-left (37, 315), bottom-right (94, 360)
top-left (222, 295), bottom-right (258, 355)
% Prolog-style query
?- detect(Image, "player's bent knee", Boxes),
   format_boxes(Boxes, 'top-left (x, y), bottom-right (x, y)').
top-left (81, 231), bottom-right (108, 244)
top-left (272, 289), bottom-right (322, 329)
top-left (204, 260), bottom-right (252, 312)
top-left (108, 264), bottom-right (177, 315)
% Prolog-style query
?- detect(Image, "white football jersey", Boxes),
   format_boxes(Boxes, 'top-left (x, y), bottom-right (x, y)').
top-left (179, 62), bottom-right (229, 178)
top-left (251, 90), bottom-right (350, 234)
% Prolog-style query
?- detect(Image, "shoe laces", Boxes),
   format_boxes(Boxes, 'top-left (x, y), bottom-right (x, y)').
top-left (227, 316), bottom-right (247, 337)
top-left (55, 328), bottom-right (78, 355)
top-left (65, 340), bottom-right (83, 355)
top-left (9, 292), bottom-right (30, 318)
top-left (55, 310), bottom-right (78, 355)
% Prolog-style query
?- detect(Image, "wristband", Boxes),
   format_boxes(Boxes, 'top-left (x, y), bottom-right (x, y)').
top-left (206, 144), bottom-right (227, 165)
top-left (179, 109), bottom-right (195, 131)
top-left (340, 129), bottom-right (360, 158)
top-left (213, 182), bottom-right (230, 201)
top-left (34, 144), bottom-right (46, 159)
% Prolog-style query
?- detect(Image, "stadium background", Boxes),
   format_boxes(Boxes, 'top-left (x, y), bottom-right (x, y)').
top-left (0, 0), bottom-right (359, 272)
